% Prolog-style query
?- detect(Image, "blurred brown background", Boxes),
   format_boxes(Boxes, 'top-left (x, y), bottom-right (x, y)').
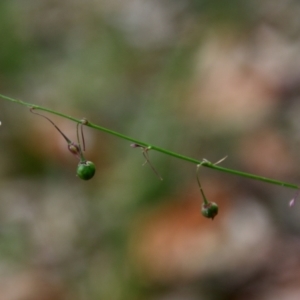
top-left (1, 0), bottom-right (300, 299)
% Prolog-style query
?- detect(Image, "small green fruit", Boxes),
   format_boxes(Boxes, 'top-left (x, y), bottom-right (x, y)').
top-left (201, 202), bottom-right (218, 220)
top-left (77, 161), bottom-right (96, 180)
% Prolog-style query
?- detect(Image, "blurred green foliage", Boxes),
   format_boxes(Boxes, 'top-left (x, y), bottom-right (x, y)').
top-left (1, 1), bottom-right (300, 300)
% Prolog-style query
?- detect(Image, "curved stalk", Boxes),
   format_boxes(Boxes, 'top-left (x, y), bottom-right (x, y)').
top-left (196, 164), bottom-right (209, 205)
top-left (0, 93), bottom-right (298, 190)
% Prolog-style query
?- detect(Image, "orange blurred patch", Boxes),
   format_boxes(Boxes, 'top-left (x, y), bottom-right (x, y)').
top-left (129, 178), bottom-right (274, 284)
top-left (237, 127), bottom-right (296, 178)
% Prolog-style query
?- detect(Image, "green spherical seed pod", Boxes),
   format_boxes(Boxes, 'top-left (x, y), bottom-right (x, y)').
top-left (201, 202), bottom-right (218, 220)
top-left (77, 161), bottom-right (96, 180)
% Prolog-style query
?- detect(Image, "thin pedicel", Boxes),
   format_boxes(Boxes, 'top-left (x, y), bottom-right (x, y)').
top-left (131, 143), bottom-right (163, 180)
top-left (30, 108), bottom-right (95, 180)
top-left (196, 157), bottom-right (227, 220)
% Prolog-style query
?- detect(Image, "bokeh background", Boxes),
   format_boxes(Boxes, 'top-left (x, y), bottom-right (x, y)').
top-left (1, 0), bottom-right (300, 299)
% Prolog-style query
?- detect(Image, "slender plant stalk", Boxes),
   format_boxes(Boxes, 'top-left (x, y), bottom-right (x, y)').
top-left (196, 164), bottom-right (209, 205)
top-left (0, 93), bottom-right (298, 190)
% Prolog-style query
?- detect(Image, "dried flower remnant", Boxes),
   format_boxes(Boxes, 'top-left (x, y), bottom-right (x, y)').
top-left (131, 143), bottom-right (163, 180)
top-left (289, 198), bottom-right (295, 207)
top-left (289, 189), bottom-right (300, 207)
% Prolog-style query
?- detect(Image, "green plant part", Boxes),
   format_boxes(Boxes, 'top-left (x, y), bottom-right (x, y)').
top-left (75, 121), bottom-right (96, 180)
top-left (30, 108), bottom-right (96, 180)
top-left (201, 202), bottom-right (219, 220)
top-left (196, 160), bottom-right (223, 220)
top-left (1, 94), bottom-right (300, 201)
top-left (77, 160), bottom-right (96, 180)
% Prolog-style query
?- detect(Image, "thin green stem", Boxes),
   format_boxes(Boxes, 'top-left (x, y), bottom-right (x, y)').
top-left (0, 93), bottom-right (299, 190)
top-left (196, 164), bottom-right (209, 205)
top-left (76, 123), bottom-right (87, 163)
